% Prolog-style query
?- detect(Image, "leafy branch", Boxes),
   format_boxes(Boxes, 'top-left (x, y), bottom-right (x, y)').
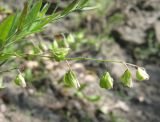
top-left (0, 0), bottom-right (149, 89)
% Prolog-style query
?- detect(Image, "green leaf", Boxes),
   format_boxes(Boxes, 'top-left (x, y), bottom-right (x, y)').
top-left (75, 91), bottom-right (84, 98)
top-left (82, 6), bottom-right (99, 11)
top-left (18, 2), bottom-right (28, 31)
top-left (39, 3), bottom-right (50, 17)
top-left (100, 72), bottom-right (113, 89)
top-left (78, 0), bottom-right (89, 8)
top-left (85, 95), bottom-right (101, 102)
top-left (0, 14), bottom-right (15, 45)
top-left (61, 0), bottom-right (80, 16)
top-left (64, 70), bottom-right (80, 88)
top-left (120, 69), bottom-right (132, 88)
top-left (136, 67), bottom-right (149, 81)
top-left (26, 0), bottom-right (42, 26)
top-left (29, 13), bottom-right (60, 33)
top-left (0, 53), bottom-right (14, 61)
top-left (8, 13), bottom-right (20, 37)
top-left (28, 0), bottom-right (33, 8)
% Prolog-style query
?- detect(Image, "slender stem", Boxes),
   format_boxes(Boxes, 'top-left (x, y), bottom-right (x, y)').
top-left (65, 57), bottom-right (139, 68)
top-left (0, 60), bottom-right (7, 67)
top-left (122, 62), bottom-right (129, 69)
top-left (0, 52), bottom-right (139, 68)
top-left (0, 67), bottom-right (18, 74)
top-left (125, 63), bottom-right (139, 68)
top-left (66, 57), bottom-right (122, 63)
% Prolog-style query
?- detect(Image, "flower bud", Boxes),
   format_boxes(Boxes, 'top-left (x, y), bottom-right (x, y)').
top-left (136, 67), bottom-right (149, 81)
top-left (99, 72), bottom-right (113, 89)
top-left (64, 70), bottom-right (80, 88)
top-left (120, 69), bottom-right (132, 88)
top-left (15, 73), bottom-right (26, 88)
top-left (52, 47), bottom-right (69, 61)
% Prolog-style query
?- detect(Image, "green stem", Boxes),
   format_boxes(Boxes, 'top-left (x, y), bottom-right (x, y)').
top-left (65, 57), bottom-right (139, 68)
top-left (0, 52), bottom-right (139, 68)
top-left (0, 67), bottom-right (18, 74)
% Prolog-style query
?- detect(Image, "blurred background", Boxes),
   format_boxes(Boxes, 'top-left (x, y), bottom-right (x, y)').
top-left (0, 0), bottom-right (160, 122)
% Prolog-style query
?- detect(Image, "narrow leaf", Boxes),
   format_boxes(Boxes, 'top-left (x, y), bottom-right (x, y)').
top-left (0, 15), bottom-right (15, 45)
top-left (78, 0), bottom-right (89, 8)
top-left (28, 0), bottom-right (33, 8)
top-left (39, 3), bottom-right (50, 17)
top-left (8, 13), bottom-right (20, 37)
top-left (18, 2), bottom-right (28, 31)
top-left (0, 53), bottom-right (14, 61)
top-left (30, 13), bottom-right (60, 32)
top-left (26, 0), bottom-right (42, 25)
top-left (85, 95), bottom-right (101, 102)
top-left (61, 0), bottom-right (80, 16)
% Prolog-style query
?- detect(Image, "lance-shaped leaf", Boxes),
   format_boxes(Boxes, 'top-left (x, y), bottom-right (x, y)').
top-left (14, 73), bottom-right (26, 88)
top-left (0, 53), bottom-right (14, 61)
top-left (18, 2), bottom-right (28, 31)
top-left (61, 0), bottom-right (80, 16)
top-left (99, 72), bottom-right (113, 89)
top-left (0, 14), bottom-right (15, 46)
top-left (64, 70), bottom-right (80, 88)
top-left (120, 69), bottom-right (132, 88)
top-left (78, 0), bottom-right (89, 9)
top-left (136, 67), bottom-right (149, 81)
top-left (39, 3), bottom-right (50, 17)
top-left (8, 13), bottom-right (20, 37)
top-left (26, 0), bottom-right (42, 27)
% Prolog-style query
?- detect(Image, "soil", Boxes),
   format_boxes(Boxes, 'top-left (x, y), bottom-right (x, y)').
top-left (0, 0), bottom-right (160, 122)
